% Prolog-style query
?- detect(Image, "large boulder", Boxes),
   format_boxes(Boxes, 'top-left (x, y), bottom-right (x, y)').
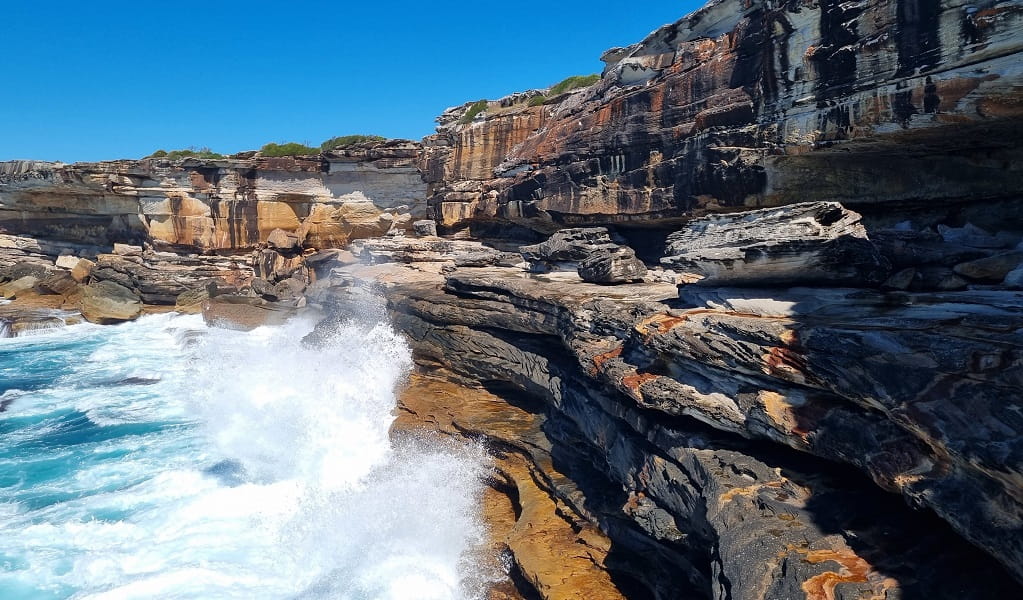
top-left (661, 202), bottom-right (890, 286)
top-left (80, 280), bottom-right (142, 324)
top-left (0, 276), bottom-right (40, 299)
top-left (266, 228), bottom-right (303, 254)
top-left (577, 246), bottom-right (647, 284)
top-left (201, 296), bottom-right (297, 331)
top-left (953, 251), bottom-right (1023, 282)
top-left (520, 228), bottom-right (623, 268)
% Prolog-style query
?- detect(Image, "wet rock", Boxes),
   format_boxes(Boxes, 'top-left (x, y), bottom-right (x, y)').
top-left (577, 246), bottom-right (647, 284)
top-left (953, 251), bottom-right (1023, 282)
top-left (174, 286), bottom-right (209, 314)
top-left (661, 202), bottom-right (889, 286)
top-left (35, 270), bottom-right (78, 295)
top-left (80, 280), bottom-right (142, 324)
top-left (0, 262), bottom-right (49, 283)
top-left (0, 276), bottom-right (40, 299)
top-left (201, 295), bottom-right (297, 331)
top-left (413, 219), bottom-right (438, 237)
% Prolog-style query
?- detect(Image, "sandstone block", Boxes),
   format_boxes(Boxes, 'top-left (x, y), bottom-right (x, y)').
top-left (266, 228), bottom-right (302, 253)
top-left (70, 258), bottom-right (95, 283)
top-left (55, 255), bottom-right (81, 270)
top-left (80, 280), bottom-right (142, 324)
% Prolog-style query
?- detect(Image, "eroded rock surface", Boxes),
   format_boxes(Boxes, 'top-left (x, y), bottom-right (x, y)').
top-left (421, 0), bottom-right (1023, 233)
top-left (0, 141), bottom-right (426, 252)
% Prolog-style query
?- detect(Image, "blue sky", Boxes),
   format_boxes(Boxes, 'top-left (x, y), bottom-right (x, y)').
top-left (1, 1), bottom-right (701, 162)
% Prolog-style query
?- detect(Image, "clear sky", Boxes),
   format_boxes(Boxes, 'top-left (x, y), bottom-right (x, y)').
top-left (1, 1), bottom-right (702, 163)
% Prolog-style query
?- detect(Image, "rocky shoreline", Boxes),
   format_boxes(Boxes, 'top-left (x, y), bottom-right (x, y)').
top-left (3, 0), bottom-right (1023, 597)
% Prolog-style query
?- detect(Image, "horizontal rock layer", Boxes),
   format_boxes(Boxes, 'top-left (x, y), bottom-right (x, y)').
top-left (0, 141), bottom-right (427, 252)
top-left (307, 225), bottom-right (1023, 598)
top-left (421, 0), bottom-right (1023, 233)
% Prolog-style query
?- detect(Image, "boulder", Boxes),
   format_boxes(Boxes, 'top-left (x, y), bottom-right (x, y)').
top-left (520, 228), bottom-right (623, 268)
top-left (0, 276), bottom-right (40, 299)
top-left (413, 219), bottom-right (438, 237)
top-left (55, 255), bottom-right (81, 270)
top-left (112, 243), bottom-right (143, 257)
top-left (80, 280), bottom-right (142, 324)
top-left (36, 270), bottom-right (78, 295)
top-left (661, 202), bottom-right (890, 286)
top-left (70, 258), bottom-right (95, 283)
top-left (201, 296), bottom-right (297, 331)
top-left (175, 286), bottom-right (210, 314)
top-left (577, 246), bottom-right (647, 284)
top-left (953, 251), bottom-right (1023, 282)
top-left (266, 228), bottom-right (302, 253)
top-left (1005, 267), bottom-right (1023, 290)
top-left (0, 262), bottom-right (49, 283)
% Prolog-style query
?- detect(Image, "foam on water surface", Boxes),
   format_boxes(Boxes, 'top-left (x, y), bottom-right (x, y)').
top-left (0, 313), bottom-right (490, 599)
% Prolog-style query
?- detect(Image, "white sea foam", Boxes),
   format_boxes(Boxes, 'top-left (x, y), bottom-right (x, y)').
top-left (0, 313), bottom-right (491, 599)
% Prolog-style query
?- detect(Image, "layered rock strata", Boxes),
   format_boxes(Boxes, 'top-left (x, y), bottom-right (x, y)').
top-left (0, 141), bottom-right (426, 252)
top-left (306, 200), bottom-right (1023, 599)
top-left (421, 0), bottom-right (1023, 234)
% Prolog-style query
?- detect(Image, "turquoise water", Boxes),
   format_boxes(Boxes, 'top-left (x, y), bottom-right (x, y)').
top-left (0, 314), bottom-right (488, 599)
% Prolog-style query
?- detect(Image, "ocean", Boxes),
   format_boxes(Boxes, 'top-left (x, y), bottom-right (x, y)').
top-left (0, 312), bottom-right (489, 599)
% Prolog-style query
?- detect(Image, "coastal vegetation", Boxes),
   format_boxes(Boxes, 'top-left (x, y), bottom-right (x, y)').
top-left (526, 74), bottom-right (601, 108)
top-left (259, 142), bottom-right (320, 157)
top-left (147, 147), bottom-right (224, 160)
top-left (459, 100), bottom-right (489, 124)
top-left (320, 135), bottom-right (387, 151)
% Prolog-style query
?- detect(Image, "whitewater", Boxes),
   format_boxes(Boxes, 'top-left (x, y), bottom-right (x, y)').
top-left (0, 312), bottom-right (490, 599)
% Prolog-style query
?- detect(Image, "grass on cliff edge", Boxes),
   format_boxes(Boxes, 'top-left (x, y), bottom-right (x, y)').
top-left (148, 147), bottom-right (224, 160)
top-left (459, 100), bottom-right (489, 124)
top-left (320, 135), bottom-right (387, 151)
top-left (526, 74), bottom-right (601, 108)
top-left (259, 142), bottom-right (320, 157)
top-left (549, 74), bottom-right (601, 96)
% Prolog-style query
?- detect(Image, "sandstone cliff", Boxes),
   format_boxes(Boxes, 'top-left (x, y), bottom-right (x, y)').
top-left (0, 141), bottom-right (427, 252)
top-left (421, 0), bottom-right (1023, 234)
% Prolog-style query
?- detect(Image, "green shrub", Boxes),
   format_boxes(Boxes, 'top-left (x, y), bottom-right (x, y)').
top-left (259, 142), bottom-right (319, 157)
top-left (459, 99), bottom-right (489, 124)
top-left (548, 74), bottom-right (601, 96)
top-left (528, 95), bottom-right (547, 107)
top-left (148, 147), bottom-right (223, 160)
top-left (320, 135), bottom-right (387, 151)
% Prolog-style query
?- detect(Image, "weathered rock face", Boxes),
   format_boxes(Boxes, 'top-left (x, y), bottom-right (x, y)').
top-left (0, 141), bottom-right (427, 252)
top-left (421, 0), bottom-right (1023, 233)
top-left (308, 194), bottom-right (1023, 598)
top-left (661, 202), bottom-right (890, 285)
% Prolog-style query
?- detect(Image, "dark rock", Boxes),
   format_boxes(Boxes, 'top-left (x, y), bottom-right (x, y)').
top-left (80, 280), bottom-right (142, 324)
top-left (661, 202), bottom-right (890, 286)
top-left (578, 246), bottom-right (647, 284)
top-left (413, 219), bottom-right (438, 237)
top-left (35, 270), bottom-right (78, 295)
top-left (0, 262), bottom-right (49, 283)
top-left (520, 228), bottom-right (623, 268)
top-left (953, 251), bottom-right (1023, 282)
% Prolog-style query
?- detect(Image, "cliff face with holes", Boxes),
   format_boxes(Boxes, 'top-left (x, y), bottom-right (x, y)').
top-left (420, 0), bottom-right (1023, 235)
top-left (0, 141), bottom-right (426, 253)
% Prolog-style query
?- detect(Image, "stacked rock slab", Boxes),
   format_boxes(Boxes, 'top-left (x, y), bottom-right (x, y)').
top-left (661, 202), bottom-right (890, 286)
top-left (420, 0), bottom-right (1023, 233)
top-left (308, 196), bottom-right (1023, 598)
top-left (0, 140), bottom-right (427, 252)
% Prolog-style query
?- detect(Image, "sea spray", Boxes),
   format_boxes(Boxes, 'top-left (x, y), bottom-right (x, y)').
top-left (0, 313), bottom-right (491, 599)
